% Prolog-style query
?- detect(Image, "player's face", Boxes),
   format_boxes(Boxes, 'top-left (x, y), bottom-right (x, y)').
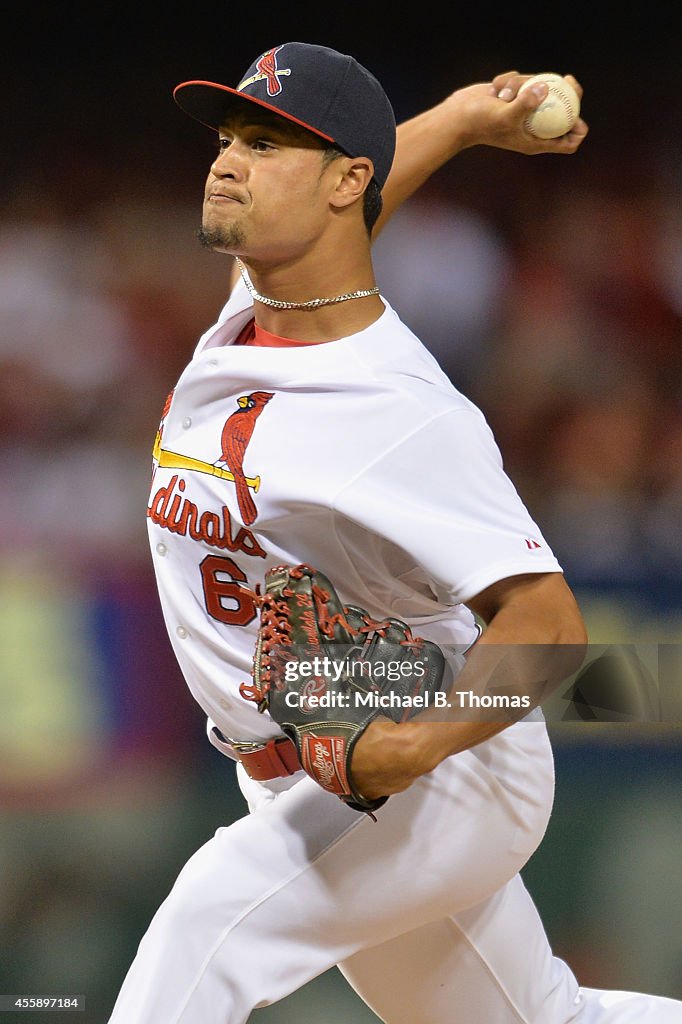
top-left (200, 108), bottom-right (338, 263)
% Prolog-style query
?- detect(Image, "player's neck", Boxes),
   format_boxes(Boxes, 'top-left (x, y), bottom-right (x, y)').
top-left (242, 249), bottom-right (383, 343)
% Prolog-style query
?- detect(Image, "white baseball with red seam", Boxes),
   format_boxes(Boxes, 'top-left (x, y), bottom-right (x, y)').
top-left (519, 73), bottom-right (580, 139)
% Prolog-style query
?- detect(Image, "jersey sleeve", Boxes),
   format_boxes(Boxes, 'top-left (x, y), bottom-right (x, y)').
top-left (332, 405), bottom-right (562, 606)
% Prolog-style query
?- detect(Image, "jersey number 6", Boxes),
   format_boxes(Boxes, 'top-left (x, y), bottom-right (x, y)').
top-left (199, 555), bottom-right (257, 627)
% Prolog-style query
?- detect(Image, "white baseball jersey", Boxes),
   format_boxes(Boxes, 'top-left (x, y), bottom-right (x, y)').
top-left (147, 278), bottom-right (562, 747)
top-left (110, 280), bottom-right (682, 1023)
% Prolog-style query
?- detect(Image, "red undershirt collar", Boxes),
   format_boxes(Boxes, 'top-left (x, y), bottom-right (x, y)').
top-left (234, 318), bottom-right (327, 348)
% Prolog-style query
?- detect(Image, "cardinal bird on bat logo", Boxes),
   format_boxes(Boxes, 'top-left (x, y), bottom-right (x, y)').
top-left (237, 46), bottom-right (292, 97)
top-left (217, 391), bottom-right (274, 525)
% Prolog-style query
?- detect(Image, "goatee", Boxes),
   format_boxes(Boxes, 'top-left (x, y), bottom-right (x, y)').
top-left (197, 224), bottom-right (246, 251)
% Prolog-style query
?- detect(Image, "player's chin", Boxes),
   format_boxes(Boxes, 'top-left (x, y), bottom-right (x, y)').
top-left (197, 222), bottom-right (244, 253)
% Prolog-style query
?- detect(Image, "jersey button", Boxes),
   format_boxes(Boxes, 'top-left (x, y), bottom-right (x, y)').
top-left (156, 542), bottom-right (167, 556)
top-left (182, 417), bottom-right (192, 429)
top-left (176, 625), bottom-right (189, 640)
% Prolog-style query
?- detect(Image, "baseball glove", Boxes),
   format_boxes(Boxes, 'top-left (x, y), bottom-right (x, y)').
top-left (239, 564), bottom-right (448, 815)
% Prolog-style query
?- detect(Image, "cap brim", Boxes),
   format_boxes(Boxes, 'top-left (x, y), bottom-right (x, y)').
top-left (173, 81), bottom-right (335, 145)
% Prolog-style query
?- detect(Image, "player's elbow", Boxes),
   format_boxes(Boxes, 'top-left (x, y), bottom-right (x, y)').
top-left (557, 604), bottom-right (588, 647)
top-left (551, 577), bottom-right (589, 648)
top-left (542, 579), bottom-right (589, 687)
top-left (469, 571), bottom-right (588, 647)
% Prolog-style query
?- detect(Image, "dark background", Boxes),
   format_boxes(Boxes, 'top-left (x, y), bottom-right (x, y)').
top-left (5, 2), bottom-right (682, 208)
top-left (1, 3), bottom-right (681, 1022)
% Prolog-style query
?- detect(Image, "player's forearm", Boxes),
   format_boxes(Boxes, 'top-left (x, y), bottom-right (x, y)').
top-left (405, 603), bottom-right (588, 768)
top-left (376, 95), bottom-right (471, 232)
top-left (351, 716), bottom-right (507, 801)
top-left (375, 74), bottom-right (587, 237)
top-left (353, 631), bottom-right (583, 799)
top-left (376, 82), bottom-right (523, 232)
top-left (352, 574), bottom-right (587, 799)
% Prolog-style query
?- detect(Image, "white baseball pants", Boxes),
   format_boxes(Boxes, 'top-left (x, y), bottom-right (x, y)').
top-left (108, 719), bottom-right (682, 1023)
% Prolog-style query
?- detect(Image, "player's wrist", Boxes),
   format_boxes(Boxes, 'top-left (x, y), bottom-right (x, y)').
top-left (433, 90), bottom-right (479, 153)
top-left (349, 718), bottom-right (421, 799)
top-left (438, 83), bottom-right (520, 152)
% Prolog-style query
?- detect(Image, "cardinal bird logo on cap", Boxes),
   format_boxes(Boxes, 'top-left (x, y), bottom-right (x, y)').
top-left (238, 46), bottom-right (292, 97)
top-left (218, 391), bottom-right (274, 525)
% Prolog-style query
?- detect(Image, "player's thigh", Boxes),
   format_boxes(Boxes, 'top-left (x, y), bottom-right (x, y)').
top-left (159, 719), bottom-right (554, 942)
top-left (338, 873), bottom-right (581, 1024)
top-left (111, 724), bottom-right (555, 1021)
top-left (220, 719), bottom-right (554, 935)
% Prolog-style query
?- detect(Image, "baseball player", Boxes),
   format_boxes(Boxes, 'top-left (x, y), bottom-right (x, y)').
top-left (108, 43), bottom-right (681, 1023)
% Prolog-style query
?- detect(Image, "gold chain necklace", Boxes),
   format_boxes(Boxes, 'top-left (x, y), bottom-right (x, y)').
top-left (235, 258), bottom-right (379, 311)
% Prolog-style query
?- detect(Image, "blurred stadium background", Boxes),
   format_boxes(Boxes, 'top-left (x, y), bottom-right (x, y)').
top-left (1, 2), bottom-right (680, 1021)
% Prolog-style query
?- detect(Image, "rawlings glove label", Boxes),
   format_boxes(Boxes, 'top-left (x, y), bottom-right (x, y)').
top-left (300, 735), bottom-right (350, 796)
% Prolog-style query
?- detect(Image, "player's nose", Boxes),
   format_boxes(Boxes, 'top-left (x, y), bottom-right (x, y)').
top-left (210, 143), bottom-right (247, 181)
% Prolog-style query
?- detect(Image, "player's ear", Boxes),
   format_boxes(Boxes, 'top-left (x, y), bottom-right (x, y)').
top-left (329, 157), bottom-right (374, 210)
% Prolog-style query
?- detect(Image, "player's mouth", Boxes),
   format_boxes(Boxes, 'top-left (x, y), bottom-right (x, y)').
top-left (206, 188), bottom-right (244, 204)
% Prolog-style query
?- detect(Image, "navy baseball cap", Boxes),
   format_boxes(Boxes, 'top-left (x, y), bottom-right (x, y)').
top-left (173, 42), bottom-right (396, 189)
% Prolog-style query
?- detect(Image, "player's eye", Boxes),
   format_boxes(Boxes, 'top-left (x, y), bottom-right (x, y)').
top-left (216, 137), bottom-right (232, 152)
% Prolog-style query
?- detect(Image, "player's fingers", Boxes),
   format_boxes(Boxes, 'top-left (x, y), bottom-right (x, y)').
top-left (490, 70), bottom-right (519, 85)
top-left (493, 71), bottom-right (582, 107)
top-left (566, 118), bottom-right (589, 146)
top-left (513, 80), bottom-right (549, 111)
top-left (563, 73), bottom-right (584, 100)
top-left (496, 75), bottom-right (549, 106)
top-left (491, 70), bottom-right (523, 100)
top-left (547, 118), bottom-right (589, 153)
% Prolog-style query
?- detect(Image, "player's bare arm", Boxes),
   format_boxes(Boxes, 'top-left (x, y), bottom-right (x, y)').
top-left (350, 571), bottom-right (588, 801)
top-left (376, 72), bottom-right (588, 233)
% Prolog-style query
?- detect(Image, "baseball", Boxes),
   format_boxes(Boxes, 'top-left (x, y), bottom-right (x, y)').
top-left (518, 73), bottom-right (580, 139)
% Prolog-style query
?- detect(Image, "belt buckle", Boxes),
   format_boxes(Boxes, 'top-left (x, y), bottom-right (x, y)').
top-left (226, 737), bottom-right (268, 753)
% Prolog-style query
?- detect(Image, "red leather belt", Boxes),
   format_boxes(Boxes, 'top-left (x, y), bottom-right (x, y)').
top-left (220, 733), bottom-right (303, 781)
